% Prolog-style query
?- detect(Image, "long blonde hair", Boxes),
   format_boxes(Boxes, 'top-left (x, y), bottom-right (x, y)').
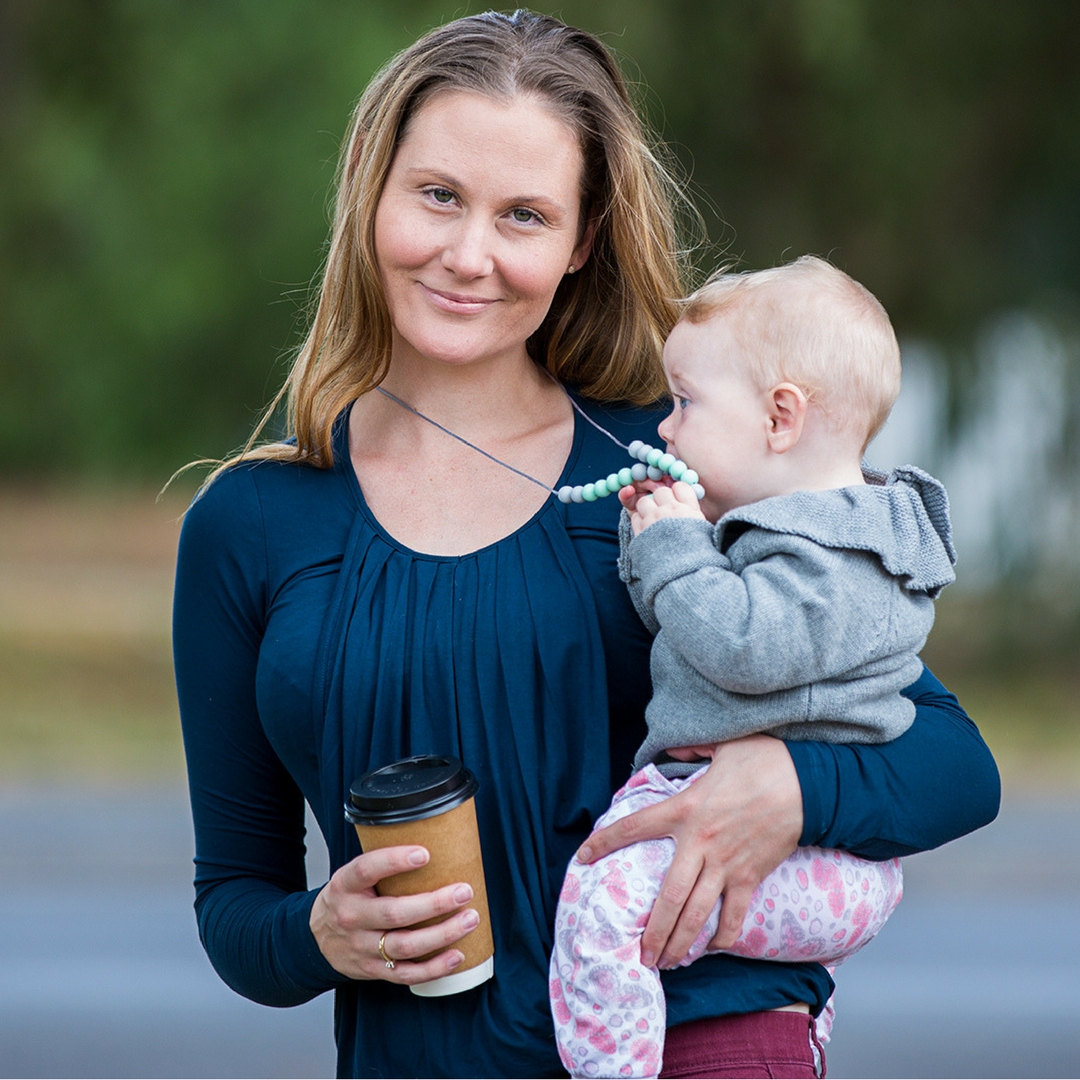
top-left (203, 10), bottom-right (693, 482)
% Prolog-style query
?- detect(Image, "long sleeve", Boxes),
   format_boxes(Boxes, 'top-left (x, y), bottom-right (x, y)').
top-left (789, 664), bottom-right (1001, 858)
top-left (172, 467), bottom-right (348, 1007)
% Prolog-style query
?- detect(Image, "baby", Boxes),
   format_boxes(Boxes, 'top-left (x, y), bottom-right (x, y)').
top-left (550, 256), bottom-right (956, 1078)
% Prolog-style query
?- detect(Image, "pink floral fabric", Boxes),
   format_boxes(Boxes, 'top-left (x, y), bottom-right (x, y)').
top-left (550, 765), bottom-right (903, 1078)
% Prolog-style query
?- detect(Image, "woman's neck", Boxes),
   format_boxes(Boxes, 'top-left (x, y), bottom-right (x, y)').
top-left (347, 348), bottom-right (575, 555)
top-left (378, 348), bottom-right (558, 439)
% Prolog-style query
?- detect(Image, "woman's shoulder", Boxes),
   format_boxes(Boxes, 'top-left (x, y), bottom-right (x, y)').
top-left (201, 448), bottom-right (345, 500)
top-left (181, 453), bottom-right (347, 551)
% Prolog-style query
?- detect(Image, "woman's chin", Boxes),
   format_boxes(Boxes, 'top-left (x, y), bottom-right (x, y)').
top-left (392, 339), bottom-right (528, 373)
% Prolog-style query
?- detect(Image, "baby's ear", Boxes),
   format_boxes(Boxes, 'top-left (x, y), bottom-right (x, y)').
top-left (766, 383), bottom-right (807, 453)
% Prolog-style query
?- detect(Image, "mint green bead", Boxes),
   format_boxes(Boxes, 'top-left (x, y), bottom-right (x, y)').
top-left (658, 453), bottom-right (676, 472)
top-left (618, 467), bottom-right (634, 486)
top-left (646, 448), bottom-right (663, 467)
top-left (682, 469), bottom-right (699, 486)
top-left (669, 460), bottom-right (686, 480)
top-left (594, 479), bottom-right (610, 497)
top-left (606, 473), bottom-right (620, 491)
top-left (582, 483), bottom-right (597, 501)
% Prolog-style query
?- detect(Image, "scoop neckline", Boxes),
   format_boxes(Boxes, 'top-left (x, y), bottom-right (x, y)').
top-left (335, 393), bottom-right (587, 561)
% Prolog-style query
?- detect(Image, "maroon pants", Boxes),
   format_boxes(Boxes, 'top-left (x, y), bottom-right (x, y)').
top-left (659, 1011), bottom-right (824, 1079)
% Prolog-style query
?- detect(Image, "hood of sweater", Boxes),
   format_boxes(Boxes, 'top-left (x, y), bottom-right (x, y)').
top-left (715, 464), bottom-right (957, 598)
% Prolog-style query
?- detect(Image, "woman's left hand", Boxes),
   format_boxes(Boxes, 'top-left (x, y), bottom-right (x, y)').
top-left (575, 734), bottom-right (804, 969)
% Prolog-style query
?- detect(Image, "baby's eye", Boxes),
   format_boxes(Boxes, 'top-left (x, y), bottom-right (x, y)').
top-left (676, 395), bottom-right (689, 410)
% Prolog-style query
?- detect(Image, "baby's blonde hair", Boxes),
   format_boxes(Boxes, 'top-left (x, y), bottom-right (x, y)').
top-left (683, 256), bottom-right (901, 449)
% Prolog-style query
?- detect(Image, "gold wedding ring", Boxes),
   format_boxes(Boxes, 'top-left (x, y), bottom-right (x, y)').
top-left (378, 932), bottom-right (395, 970)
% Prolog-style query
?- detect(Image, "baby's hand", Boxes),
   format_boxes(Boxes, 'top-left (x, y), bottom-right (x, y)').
top-left (620, 481), bottom-right (705, 535)
top-left (617, 477), bottom-right (663, 517)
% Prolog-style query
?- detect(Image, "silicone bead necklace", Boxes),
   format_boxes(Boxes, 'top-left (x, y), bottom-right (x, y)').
top-left (375, 385), bottom-right (706, 505)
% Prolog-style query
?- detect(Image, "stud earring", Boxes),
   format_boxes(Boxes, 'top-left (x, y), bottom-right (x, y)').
top-left (567, 264), bottom-right (576, 274)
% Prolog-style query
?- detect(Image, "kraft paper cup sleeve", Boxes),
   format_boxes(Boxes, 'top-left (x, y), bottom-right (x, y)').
top-left (353, 796), bottom-right (494, 981)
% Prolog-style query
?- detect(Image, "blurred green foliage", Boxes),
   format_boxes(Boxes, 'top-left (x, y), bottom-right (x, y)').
top-left (2, 0), bottom-right (1079, 478)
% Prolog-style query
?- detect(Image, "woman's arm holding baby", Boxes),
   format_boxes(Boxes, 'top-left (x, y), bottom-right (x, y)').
top-left (578, 732), bottom-right (803, 968)
top-left (579, 667), bottom-right (1000, 968)
top-left (790, 664), bottom-right (1000, 858)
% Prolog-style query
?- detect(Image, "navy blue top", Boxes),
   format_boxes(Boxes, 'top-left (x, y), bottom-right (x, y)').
top-left (173, 396), bottom-right (1000, 1079)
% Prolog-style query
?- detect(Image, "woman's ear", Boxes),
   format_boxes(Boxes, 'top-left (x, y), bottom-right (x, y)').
top-left (570, 216), bottom-right (597, 272)
top-left (766, 383), bottom-right (808, 454)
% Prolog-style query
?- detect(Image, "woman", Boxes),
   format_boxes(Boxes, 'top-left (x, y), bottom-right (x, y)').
top-left (173, 11), bottom-right (1000, 1078)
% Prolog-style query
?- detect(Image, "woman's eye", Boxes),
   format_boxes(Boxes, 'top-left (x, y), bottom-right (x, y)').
top-left (428, 187), bottom-right (455, 204)
top-left (510, 207), bottom-right (540, 224)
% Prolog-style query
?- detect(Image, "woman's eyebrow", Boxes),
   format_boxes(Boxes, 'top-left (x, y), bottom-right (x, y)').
top-left (403, 166), bottom-right (459, 186)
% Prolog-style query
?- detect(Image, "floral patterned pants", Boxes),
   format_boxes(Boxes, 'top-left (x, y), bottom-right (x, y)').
top-left (550, 765), bottom-right (903, 1079)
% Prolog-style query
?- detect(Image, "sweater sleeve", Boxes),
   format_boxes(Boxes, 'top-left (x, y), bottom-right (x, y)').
top-left (172, 468), bottom-right (348, 1006)
top-left (617, 508), bottom-right (661, 635)
top-left (788, 664), bottom-right (1001, 858)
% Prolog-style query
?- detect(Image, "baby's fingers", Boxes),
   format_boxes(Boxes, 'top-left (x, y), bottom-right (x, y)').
top-left (672, 480), bottom-right (702, 506)
top-left (618, 479), bottom-right (663, 512)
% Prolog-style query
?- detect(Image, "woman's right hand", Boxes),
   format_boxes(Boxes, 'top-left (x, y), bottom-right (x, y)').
top-left (309, 845), bottom-right (480, 986)
top-left (576, 734), bottom-right (803, 969)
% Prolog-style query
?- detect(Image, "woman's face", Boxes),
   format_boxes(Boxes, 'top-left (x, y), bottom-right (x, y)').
top-left (374, 90), bottom-right (593, 372)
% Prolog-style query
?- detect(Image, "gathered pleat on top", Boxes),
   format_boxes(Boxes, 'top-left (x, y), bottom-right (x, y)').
top-left (314, 405), bottom-right (620, 1076)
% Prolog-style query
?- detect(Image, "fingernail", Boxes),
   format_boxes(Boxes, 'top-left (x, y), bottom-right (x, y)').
top-left (640, 949), bottom-right (654, 968)
top-left (453, 884), bottom-right (473, 904)
top-left (461, 909), bottom-right (480, 930)
top-left (577, 845), bottom-right (592, 863)
top-left (447, 951), bottom-right (464, 970)
top-left (408, 848), bottom-right (428, 866)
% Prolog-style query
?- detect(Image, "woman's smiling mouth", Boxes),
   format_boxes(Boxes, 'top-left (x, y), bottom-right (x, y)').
top-left (420, 283), bottom-right (499, 314)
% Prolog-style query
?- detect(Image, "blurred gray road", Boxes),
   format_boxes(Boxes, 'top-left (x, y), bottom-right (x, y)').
top-left (1, 785), bottom-right (1077, 1079)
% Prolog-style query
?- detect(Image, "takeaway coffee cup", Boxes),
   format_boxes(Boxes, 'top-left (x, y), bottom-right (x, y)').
top-left (344, 755), bottom-right (494, 996)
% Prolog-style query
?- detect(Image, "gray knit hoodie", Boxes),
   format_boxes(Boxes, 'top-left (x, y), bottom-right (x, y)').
top-left (618, 465), bottom-right (956, 777)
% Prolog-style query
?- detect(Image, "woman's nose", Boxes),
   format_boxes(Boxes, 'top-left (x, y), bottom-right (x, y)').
top-left (441, 217), bottom-right (494, 279)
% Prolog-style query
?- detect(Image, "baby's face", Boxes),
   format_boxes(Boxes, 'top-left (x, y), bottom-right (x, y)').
top-left (658, 317), bottom-right (773, 522)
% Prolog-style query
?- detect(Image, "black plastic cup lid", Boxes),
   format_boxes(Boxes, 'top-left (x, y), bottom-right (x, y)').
top-left (345, 755), bottom-right (479, 826)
